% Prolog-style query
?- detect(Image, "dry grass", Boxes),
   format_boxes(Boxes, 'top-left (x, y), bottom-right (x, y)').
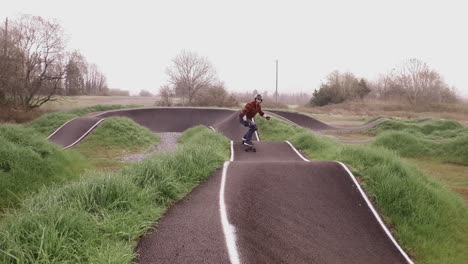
top-left (42, 96), bottom-right (159, 111)
top-left (298, 98), bottom-right (468, 125)
top-left (0, 106), bottom-right (54, 123)
top-left (405, 158), bottom-right (468, 202)
top-left (1, 96), bottom-right (159, 123)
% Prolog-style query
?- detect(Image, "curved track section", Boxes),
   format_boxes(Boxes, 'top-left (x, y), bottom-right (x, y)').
top-left (95, 108), bottom-right (236, 132)
top-left (48, 108), bottom-right (256, 148)
top-left (268, 110), bottom-right (387, 132)
top-left (48, 117), bottom-right (105, 149)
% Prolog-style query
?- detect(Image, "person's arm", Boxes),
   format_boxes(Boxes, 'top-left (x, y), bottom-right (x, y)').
top-left (258, 105), bottom-right (265, 117)
top-left (258, 105), bottom-right (270, 120)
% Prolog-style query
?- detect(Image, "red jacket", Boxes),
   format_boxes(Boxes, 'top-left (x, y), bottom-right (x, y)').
top-left (239, 101), bottom-right (265, 119)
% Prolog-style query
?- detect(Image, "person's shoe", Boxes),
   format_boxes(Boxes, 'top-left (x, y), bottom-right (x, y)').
top-left (243, 140), bottom-right (254, 146)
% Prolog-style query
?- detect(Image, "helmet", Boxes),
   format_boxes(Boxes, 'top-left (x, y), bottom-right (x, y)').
top-left (254, 93), bottom-right (263, 101)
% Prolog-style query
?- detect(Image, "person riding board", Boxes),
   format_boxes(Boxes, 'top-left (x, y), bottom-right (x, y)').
top-left (239, 93), bottom-right (270, 146)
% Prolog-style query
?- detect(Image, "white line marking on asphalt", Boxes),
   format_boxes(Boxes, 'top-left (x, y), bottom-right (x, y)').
top-left (230, 141), bottom-right (234, 162)
top-left (209, 126), bottom-right (216, 132)
top-left (46, 117), bottom-right (79, 139)
top-left (63, 118), bottom-right (106, 149)
top-left (285, 141), bottom-right (310, 162)
top-left (337, 162), bottom-right (414, 264)
top-left (285, 140), bottom-right (413, 263)
top-left (252, 118), bottom-right (260, 141)
top-left (219, 161), bottom-right (241, 264)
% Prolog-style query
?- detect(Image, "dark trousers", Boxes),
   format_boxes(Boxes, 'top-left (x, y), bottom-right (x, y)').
top-left (240, 117), bottom-right (257, 142)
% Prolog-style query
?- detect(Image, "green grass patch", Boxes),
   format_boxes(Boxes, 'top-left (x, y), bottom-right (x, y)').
top-left (369, 119), bottom-right (468, 140)
top-left (406, 158), bottom-right (468, 201)
top-left (0, 126), bottom-right (230, 263)
top-left (73, 117), bottom-right (160, 169)
top-left (0, 124), bottom-right (90, 211)
top-left (27, 105), bottom-right (137, 137)
top-left (373, 132), bottom-right (468, 165)
top-left (257, 117), bottom-right (468, 264)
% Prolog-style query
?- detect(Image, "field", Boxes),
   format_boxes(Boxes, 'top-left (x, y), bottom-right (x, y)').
top-left (43, 96), bottom-right (159, 110)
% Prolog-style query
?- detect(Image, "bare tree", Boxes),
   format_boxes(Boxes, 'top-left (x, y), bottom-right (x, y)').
top-left (166, 50), bottom-right (217, 105)
top-left (391, 58), bottom-right (457, 104)
top-left (0, 17), bottom-right (14, 105)
top-left (157, 85), bottom-right (175, 106)
top-left (85, 63), bottom-right (108, 95)
top-left (7, 15), bottom-right (67, 109)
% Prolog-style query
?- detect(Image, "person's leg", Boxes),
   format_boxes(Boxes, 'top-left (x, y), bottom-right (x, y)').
top-left (241, 116), bottom-right (249, 142)
top-left (245, 119), bottom-right (257, 144)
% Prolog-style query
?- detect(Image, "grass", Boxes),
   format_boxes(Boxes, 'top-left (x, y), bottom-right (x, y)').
top-left (372, 131), bottom-right (468, 166)
top-left (369, 119), bottom-right (467, 139)
top-left (0, 124), bottom-right (90, 211)
top-left (0, 126), bottom-right (230, 263)
top-left (41, 96), bottom-right (156, 111)
top-left (406, 158), bottom-right (468, 201)
top-left (297, 98), bottom-right (468, 123)
top-left (26, 104), bottom-right (137, 137)
top-left (73, 117), bottom-right (160, 170)
top-left (257, 117), bottom-right (468, 264)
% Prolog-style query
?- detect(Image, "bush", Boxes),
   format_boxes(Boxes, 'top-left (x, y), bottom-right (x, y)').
top-left (309, 71), bottom-right (370, 106)
top-left (139, 90), bottom-right (153, 97)
top-left (192, 85), bottom-right (239, 107)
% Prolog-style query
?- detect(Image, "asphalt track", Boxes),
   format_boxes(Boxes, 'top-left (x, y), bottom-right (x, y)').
top-left (48, 108), bottom-right (255, 148)
top-left (268, 110), bottom-right (388, 133)
top-left (47, 108), bottom-right (387, 148)
top-left (47, 107), bottom-right (412, 263)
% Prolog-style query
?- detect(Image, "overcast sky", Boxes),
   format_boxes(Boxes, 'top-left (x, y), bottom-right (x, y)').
top-left (2, 0), bottom-right (467, 97)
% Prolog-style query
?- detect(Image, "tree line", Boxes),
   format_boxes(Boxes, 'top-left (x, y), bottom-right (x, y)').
top-left (2, 15), bottom-right (457, 110)
top-left (310, 58), bottom-right (459, 106)
top-left (0, 15), bottom-right (109, 110)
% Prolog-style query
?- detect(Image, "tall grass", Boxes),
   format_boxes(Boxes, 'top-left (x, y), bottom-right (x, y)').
top-left (373, 131), bottom-right (468, 165)
top-left (0, 126), bottom-right (229, 263)
top-left (369, 119), bottom-right (468, 140)
top-left (27, 105), bottom-right (135, 136)
top-left (0, 124), bottom-right (89, 210)
top-left (257, 117), bottom-right (468, 264)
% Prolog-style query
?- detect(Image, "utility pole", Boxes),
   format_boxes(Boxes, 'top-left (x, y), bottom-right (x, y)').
top-left (275, 59), bottom-right (278, 105)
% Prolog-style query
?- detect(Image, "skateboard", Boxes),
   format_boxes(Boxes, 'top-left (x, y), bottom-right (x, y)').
top-left (242, 140), bottom-right (256, 152)
top-left (244, 145), bottom-right (256, 152)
